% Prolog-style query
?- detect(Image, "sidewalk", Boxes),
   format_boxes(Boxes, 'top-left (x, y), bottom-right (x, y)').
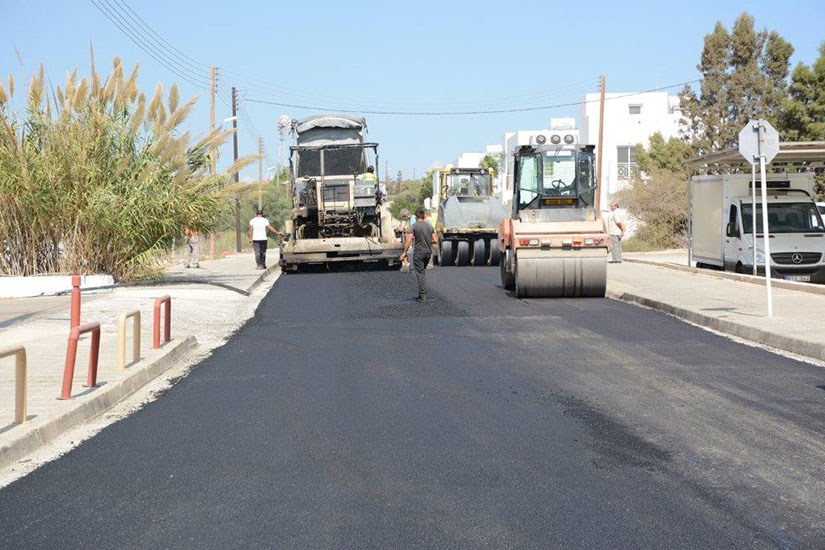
top-left (0, 251), bottom-right (281, 472)
top-left (611, 250), bottom-right (825, 362)
top-left (2, 248), bottom-right (825, 474)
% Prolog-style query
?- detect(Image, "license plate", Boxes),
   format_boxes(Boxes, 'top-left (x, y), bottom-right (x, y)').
top-left (784, 275), bottom-right (811, 282)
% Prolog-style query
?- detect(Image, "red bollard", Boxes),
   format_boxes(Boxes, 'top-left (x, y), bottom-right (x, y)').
top-left (59, 322), bottom-right (101, 400)
top-left (153, 295), bottom-right (172, 349)
top-left (70, 275), bottom-right (81, 330)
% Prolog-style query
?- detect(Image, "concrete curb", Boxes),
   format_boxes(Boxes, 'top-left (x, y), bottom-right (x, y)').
top-left (247, 266), bottom-right (280, 295)
top-left (0, 336), bottom-right (197, 471)
top-left (607, 288), bottom-right (825, 363)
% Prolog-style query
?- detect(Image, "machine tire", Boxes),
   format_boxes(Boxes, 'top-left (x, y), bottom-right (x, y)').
top-left (439, 240), bottom-right (454, 266)
top-left (488, 242), bottom-right (501, 266)
top-left (471, 238), bottom-right (486, 266)
top-left (500, 250), bottom-right (515, 290)
top-left (456, 240), bottom-right (470, 266)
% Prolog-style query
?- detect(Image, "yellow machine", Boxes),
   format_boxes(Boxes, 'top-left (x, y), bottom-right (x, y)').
top-left (433, 167), bottom-right (508, 266)
top-left (498, 132), bottom-right (608, 297)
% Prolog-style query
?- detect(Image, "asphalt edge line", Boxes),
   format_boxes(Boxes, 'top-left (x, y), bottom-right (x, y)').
top-left (607, 289), bottom-right (825, 363)
top-left (0, 336), bottom-right (197, 472)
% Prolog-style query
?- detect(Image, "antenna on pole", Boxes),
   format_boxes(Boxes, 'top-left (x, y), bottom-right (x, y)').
top-left (276, 115), bottom-right (292, 185)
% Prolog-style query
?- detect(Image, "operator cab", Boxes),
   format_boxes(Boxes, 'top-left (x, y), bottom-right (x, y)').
top-left (446, 171), bottom-right (492, 198)
top-left (513, 144), bottom-right (596, 216)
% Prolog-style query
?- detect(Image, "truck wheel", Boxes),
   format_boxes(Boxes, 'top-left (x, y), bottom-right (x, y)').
top-left (500, 250), bottom-right (515, 290)
top-left (439, 240), bottom-right (454, 266)
top-left (488, 242), bottom-right (501, 266)
top-left (456, 240), bottom-right (470, 266)
top-left (471, 238), bottom-right (486, 266)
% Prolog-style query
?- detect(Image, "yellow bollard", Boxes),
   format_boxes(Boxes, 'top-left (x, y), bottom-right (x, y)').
top-left (117, 310), bottom-right (141, 370)
top-left (0, 345), bottom-right (27, 423)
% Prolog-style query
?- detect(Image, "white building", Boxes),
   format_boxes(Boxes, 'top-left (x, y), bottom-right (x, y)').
top-left (579, 91), bottom-right (683, 207)
top-left (499, 119), bottom-right (578, 204)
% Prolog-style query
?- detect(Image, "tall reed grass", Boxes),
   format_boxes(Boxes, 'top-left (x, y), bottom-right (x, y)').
top-left (0, 58), bottom-right (253, 280)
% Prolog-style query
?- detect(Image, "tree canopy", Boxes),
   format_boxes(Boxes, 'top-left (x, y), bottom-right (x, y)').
top-left (679, 13), bottom-right (794, 155)
top-left (781, 42), bottom-right (825, 142)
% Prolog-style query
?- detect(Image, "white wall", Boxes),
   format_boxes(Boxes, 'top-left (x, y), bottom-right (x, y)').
top-left (455, 152), bottom-right (485, 169)
top-left (580, 91), bottom-right (684, 210)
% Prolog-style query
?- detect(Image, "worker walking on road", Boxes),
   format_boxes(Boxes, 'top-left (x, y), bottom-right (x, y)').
top-left (248, 210), bottom-right (284, 270)
top-left (401, 208), bottom-right (435, 302)
top-left (608, 201), bottom-right (627, 263)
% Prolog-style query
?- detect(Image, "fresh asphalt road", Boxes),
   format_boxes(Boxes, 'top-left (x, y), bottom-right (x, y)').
top-left (1, 266), bottom-right (824, 548)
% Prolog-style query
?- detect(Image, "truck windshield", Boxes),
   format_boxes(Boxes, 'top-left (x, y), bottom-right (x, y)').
top-left (741, 202), bottom-right (825, 234)
top-left (295, 146), bottom-right (366, 178)
top-left (449, 173), bottom-right (491, 197)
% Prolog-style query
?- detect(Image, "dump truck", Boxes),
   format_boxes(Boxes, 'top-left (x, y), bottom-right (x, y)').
top-left (691, 172), bottom-right (825, 282)
top-left (498, 131), bottom-right (608, 297)
top-left (279, 115), bottom-right (402, 271)
top-left (433, 167), bottom-right (508, 266)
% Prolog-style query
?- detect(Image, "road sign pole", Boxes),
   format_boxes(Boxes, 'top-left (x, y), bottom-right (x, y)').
top-left (751, 163), bottom-right (757, 276)
top-left (757, 122), bottom-right (773, 318)
top-left (739, 118), bottom-right (778, 319)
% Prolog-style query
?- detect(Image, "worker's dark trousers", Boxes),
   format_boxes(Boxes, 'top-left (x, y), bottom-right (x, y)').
top-left (253, 240), bottom-right (268, 268)
top-left (414, 253), bottom-right (431, 299)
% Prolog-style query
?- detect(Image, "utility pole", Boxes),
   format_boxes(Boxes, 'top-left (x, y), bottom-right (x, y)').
top-left (258, 137), bottom-right (264, 211)
top-left (209, 67), bottom-right (217, 259)
top-left (595, 75), bottom-right (606, 214)
top-left (232, 86), bottom-right (241, 253)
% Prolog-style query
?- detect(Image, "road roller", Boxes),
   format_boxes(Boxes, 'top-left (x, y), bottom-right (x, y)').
top-left (432, 167), bottom-right (508, 266)
top-left (498, 134), bottom-right (608, 297)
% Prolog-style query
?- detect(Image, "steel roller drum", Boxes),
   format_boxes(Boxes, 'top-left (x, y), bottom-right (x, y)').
top-left (515, 253), bottom-right (606, 298)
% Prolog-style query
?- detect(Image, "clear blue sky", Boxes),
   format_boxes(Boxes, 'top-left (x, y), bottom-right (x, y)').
top-left (3, 0), bottom-right (823, 181)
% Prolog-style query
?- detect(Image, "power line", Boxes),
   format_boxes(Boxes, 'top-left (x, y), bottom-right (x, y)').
top-left (245, 79), bottom-right (701, 116)
top-left (109, 0), bottom-right (211, 72)
top-left (223, 71), bottom-right (600, 110)
top-left (90, 0), bottom-right (209, 89)
top-left (90, 1), bottom-right (606, 113)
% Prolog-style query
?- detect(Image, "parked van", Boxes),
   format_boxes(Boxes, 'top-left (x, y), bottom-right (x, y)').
top-left (691, 172), bottom-right (825, 283)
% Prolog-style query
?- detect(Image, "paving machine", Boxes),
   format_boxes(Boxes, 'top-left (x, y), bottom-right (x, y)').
top-left (498, 132), bottom-right (608, 297)
top-left (280, 115), bottom-right (402, 271)
top-left (434, 167), bottom-right (508, 266)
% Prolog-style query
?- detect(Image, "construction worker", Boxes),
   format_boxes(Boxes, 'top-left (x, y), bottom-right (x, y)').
top-left (401, 208), bottom-right (435, 302)
top-left (360, 165), bottom-right (377, 181)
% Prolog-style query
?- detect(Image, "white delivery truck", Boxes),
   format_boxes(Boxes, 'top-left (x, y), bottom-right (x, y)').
top-left (691, 172), bottom-right (825, 283)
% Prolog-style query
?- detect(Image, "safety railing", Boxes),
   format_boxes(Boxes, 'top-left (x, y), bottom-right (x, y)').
top-left (117, 310), bottom-right (141, 370)
top-left (60, 322), bottom-right (101, 400)
top-left (153, 295), bottom-right (171, 349)
top-left (0, 345), bottom-right (27, 423)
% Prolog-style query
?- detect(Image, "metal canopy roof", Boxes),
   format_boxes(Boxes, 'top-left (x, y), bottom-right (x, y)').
top-left (685, 141), bottom-right (825, 168)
